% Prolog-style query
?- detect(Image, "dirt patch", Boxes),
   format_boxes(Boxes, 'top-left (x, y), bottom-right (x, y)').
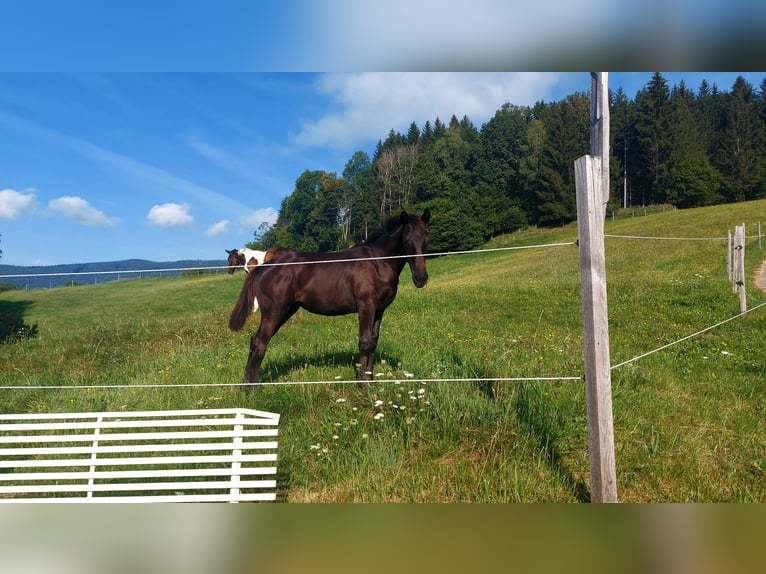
top-left (756, 257), bottom-right (766, 292)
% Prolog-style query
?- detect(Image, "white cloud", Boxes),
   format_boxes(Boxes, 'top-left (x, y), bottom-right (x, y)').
top-left (204, 219), bottom-right (230, 236)
top-left (241, 207), bottom-right (278, 229)
top-left (0, 188), bottom-right (35, 219)
top-left (147, 203), bottom-right (193, 227)
top-left (290, 72), bottom-right (563, 149)
top-left (48, 196), bottom-right (119, 227)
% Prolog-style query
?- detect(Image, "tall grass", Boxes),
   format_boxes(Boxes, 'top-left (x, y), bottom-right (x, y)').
top-left (2, 200), bottom-right (766, 501)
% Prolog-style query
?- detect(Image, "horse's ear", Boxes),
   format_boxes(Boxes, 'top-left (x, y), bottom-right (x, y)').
top-left (421, 209), bottom-right (431, 224)
top-left (400, 210), bottom-right (408, 225)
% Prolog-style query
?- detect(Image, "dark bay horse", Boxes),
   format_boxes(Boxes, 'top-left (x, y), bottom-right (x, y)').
top-left (229, 209), bottom-right (431, 390)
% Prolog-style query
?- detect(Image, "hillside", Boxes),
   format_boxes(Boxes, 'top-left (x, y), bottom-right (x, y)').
top-left (2, 200), bottom-right (766, 502)
top-left (0, 258), bottom-right (227, 290)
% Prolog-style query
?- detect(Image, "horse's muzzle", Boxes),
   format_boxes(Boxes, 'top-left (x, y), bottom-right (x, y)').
top-left (412, 273), bottom-right (428, 288)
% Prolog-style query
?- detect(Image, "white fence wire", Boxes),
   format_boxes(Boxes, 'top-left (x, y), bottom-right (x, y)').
top-left (2, 234), bottom-right (765, 391)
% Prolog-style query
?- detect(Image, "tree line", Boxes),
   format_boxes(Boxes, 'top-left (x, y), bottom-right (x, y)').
top-left (257, 73), bottom-right (766, 253)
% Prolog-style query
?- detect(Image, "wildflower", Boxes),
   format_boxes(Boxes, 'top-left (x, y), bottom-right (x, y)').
top-left (418, 388), bottom-right (426, 395)
top-left (333, 422), bottom-right (342, 427)
top-left (310, 444), bottom-right (320, 450)
top-left (335, 376), bottom-right (342, 380)
top-left (336, 398), bottom-right (346, 403)
top-left (362, 433), bottom-right (369, 439)
top-left (405, 373), bottom-right (414, 378)
top-left (332, 435), bottom-right (339, 440)
top-left (374, 413), bottom-right (384, 420)
top-left (374, 400), bottom-right (383, 407)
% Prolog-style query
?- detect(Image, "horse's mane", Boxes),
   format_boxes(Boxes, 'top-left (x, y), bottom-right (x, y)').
top-left (358, 213), bottom-right (411, 247)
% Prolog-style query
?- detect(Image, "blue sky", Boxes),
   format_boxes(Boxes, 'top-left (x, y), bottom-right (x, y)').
top-left (1, 72), bottom-right (764, 266)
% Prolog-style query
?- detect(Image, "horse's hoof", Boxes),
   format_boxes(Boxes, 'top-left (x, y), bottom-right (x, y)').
top-left (242, 382), bottom-right (260, 393)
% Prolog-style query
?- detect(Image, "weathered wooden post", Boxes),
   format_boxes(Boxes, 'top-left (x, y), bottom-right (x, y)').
top-left (735, 224), bottom-right (746, 313)
top-left (727, 230), bottom-right (733, 287)
top-left (575, 72), bottom-right (617, 502)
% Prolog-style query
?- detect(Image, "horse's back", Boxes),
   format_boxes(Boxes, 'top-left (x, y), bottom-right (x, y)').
top-left (256, 247), bottom-right (380, 316)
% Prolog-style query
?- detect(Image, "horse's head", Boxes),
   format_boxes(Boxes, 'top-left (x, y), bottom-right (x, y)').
top-left (226, 249), bottom-right (245, 274)
top-left (400, 209), bottom-right (431, 288)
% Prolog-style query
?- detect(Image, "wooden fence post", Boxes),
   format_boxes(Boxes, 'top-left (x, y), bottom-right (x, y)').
top-left (575, 72), bottom-right (617, 503)
top-left (735, 224), bottom-right (746, 313)
top-left (728, 230), bottom-right (734, 290)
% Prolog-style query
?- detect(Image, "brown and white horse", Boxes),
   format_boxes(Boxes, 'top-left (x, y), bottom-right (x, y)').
top-left (225, 248), bottom-right (267, 274)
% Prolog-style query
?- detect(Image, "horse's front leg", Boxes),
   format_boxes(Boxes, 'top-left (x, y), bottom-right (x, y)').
top-left (357, 309), bottom-right (383, 384)
top-left (243, 325), bottom-right (268, 393)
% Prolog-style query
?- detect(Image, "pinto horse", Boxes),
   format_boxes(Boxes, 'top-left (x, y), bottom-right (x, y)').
top-left (225, 249), bottom-right (245, 274)
top-left (225, 248), bottom-right (267, 274)
top-left (229, 209), bottom-right (431, 390)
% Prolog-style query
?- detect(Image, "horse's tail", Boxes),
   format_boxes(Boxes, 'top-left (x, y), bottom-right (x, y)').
top-left (229, 271), bottom-right (258, 331)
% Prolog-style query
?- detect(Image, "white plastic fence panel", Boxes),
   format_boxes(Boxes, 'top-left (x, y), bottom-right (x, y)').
top-left (0, 408), bottom-right (280, 503)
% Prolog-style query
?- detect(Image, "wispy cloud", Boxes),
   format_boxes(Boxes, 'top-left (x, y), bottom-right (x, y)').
top-left (290, 72), bottom-right (563, 149)
top-left (147, 203), bottom-right (193, 227)
top-left (0, 111), bottom-right (252, 216)
top-left (184, 134), bottom-right (290, 202)
top-left (0, 188), bottom-right (35, 219)
top-left (48, 196), bottom-right (119, 227)
top-left (204, 219), bottom-right (230, 236)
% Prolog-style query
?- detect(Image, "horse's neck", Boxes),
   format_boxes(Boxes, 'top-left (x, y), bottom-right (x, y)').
top-left (368, 227), bottom-right (406, 268)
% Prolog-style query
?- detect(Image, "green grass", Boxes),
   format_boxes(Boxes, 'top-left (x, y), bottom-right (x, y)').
top-left (2, 200), bottom-right (766, 501)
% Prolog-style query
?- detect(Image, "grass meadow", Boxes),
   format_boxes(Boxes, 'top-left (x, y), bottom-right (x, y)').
top-left (2, 200), bottom-right (766, 502)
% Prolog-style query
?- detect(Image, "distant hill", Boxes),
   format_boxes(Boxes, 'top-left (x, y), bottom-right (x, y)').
top-left (0, 259), bottom-right (228, 290)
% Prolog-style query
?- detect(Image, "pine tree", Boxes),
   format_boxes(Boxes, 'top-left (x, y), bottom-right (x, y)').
top-left (634, 72), bottom-right (672, 204)
top-left (664, 81), bottom-right (722, 207)
top-left (717, 76), bottom-right (761, 201)
top-left (473, 103), bottom-right (530, 235)
top-left (533, 94), bottom-right (589, 225)
top-left (610, 87), bottom-right (638, 208)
